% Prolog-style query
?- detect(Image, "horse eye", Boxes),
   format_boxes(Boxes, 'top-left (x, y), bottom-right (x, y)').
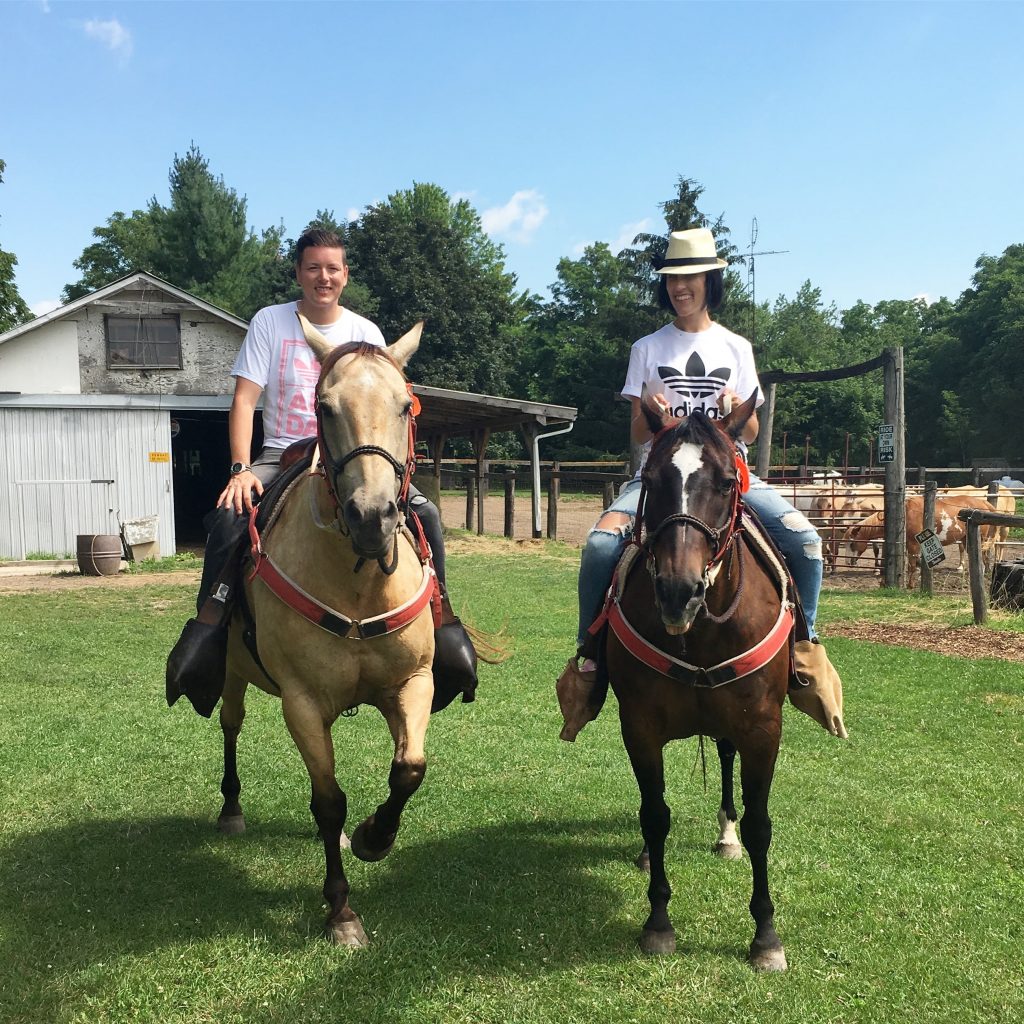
top-left (402, 400), bottom-right (413, 417)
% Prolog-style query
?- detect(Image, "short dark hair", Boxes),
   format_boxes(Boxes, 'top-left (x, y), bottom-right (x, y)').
top-left (656, 269), bottom-right (725, 314)
top-left (295, 228), bottom-right (347, 267)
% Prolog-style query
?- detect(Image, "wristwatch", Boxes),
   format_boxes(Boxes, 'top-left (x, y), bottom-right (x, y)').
top-left (229, 462), bottom-right (251, 476)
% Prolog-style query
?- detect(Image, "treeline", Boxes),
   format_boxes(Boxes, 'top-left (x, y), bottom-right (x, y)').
top-left (3, 147), bottom-right (1022, 466)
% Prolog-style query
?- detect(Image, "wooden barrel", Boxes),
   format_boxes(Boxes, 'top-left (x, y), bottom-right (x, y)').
top-left (77, 534), bottom-right (123, 576)
top-left (990, 560), bottom-right (1024, 611)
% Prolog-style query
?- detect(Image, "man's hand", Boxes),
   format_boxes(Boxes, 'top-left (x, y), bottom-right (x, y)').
top-left (217, 470), bottom-right (263, 514)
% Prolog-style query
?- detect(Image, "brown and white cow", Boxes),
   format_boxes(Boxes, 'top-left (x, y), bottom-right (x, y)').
top-left (843, 494), bottom-right (998, 586)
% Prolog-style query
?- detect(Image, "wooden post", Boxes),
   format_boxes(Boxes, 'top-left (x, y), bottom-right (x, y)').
top-left (754, 381), bottom-right (776, 479)
top-left (465, 473), bottom-right (476, 532)
top-left (965, 514), bottom-right (988, 624)
top-left (882, 347), bottom-right (906, 588)
top-left (547, 465), bottom-right (559, 539)
top-left (603, 480), bottom-right (615, 508)
top-left (519, 422), bottom-right (543, 540)
top-left (472, 429), bottom-right (490, 536)
top-left (920, 479), bottom-right (936, 596)
top-left (503, 470), bottom-right (515, 539)
top-left (546, 461), bottom-right (561, 539)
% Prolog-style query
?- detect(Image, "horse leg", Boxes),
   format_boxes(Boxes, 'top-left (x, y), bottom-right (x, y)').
top-left (737, 736), bottom-right (786, 972)
top-left (714, 739), bottom-right (743, 860)
top-left (350, 668), bottom-right (432, 863)
top-left (622, 722), bottom-right (675, 954)
top-left (217, 671), bottom-right (248, 835)
top-left (281, 692), bottom-right (366, 947)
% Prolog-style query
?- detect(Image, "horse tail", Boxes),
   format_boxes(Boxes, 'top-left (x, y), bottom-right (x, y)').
top-left (462, 620), bottom-right (511, 664)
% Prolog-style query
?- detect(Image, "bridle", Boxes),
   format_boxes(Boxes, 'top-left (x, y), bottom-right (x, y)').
top-left (634, 421), bottom-right (750, 612)
top-left (312, 343), bottom-right (420, 572)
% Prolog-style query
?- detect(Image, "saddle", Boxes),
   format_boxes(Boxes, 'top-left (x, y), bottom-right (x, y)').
top-left (167, 437), bottom-right (477, 717)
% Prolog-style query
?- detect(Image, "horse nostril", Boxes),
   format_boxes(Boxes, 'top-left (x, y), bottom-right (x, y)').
top-left (344, 499), bottom-right (364, 527)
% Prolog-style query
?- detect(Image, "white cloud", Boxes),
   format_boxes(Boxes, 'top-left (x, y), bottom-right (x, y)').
top-left (82, 18), bottom-right (133, 60)
top-left (39, 1), bottom-right (51, 13)
top-left (610, 218), bottom-right (652, 254)
top-left (451, 190), bottom-right (477, 204)
top-left (912, 292), bottom-right (933, 305)
top-left (31, 298), bottom-right (62, 317)
top-left (481, 190), bottom-right (548, 243)
top-left (569, 218), bottom-right (653, 260)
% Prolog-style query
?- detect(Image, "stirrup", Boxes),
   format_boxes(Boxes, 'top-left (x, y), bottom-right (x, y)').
top-left (555, 656), bottom-right (600, 743)
top-left (789, 639), bottom-right (848, 739)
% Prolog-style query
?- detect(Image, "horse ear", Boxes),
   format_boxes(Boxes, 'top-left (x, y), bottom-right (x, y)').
top-left (296, 312), bottom-right (334, 364)
top-left (388, 322), bottom-right (424, 370)
top-left (721, 390), bottom-right (758, 441)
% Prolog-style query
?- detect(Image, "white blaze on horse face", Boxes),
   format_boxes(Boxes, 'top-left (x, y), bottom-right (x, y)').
top-left (670, 442), bottom-right (704, 514)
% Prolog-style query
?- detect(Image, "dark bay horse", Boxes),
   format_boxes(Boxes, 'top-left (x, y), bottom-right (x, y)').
top-left (217, 315), bottom-right (438, 946)
top-left (603, 394), bottom-right (792, 971)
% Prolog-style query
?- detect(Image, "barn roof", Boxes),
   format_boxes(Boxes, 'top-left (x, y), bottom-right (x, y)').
top-left (0, 272), bottom-right (249, 347)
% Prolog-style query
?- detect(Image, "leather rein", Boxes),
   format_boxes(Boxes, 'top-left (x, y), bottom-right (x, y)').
top-left (248, 343), bottom-right (441, 640)
top-left (594, 421), bottom-right (792, 687)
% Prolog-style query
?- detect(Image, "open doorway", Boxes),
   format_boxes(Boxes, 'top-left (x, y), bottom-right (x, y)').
top-left (170, 410), bottom-right (264, 544)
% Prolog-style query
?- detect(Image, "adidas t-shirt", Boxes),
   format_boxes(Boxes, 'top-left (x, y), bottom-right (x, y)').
top-left (622, 321), bottom-right (763, 471)
top-left (232, 301), bottom-right (386, 450)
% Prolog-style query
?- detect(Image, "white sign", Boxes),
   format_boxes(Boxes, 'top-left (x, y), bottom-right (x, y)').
top-left (915, 528), bottom-right (946, 567)
top-left (877, 423), bottom-right (895, 464)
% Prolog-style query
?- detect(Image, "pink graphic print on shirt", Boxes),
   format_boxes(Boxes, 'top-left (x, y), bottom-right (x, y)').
top-left (271, 337), bottom-right (322, 441)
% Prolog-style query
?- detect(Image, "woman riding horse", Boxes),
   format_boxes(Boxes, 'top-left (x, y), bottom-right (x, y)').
top-left (557, 227), bottom-right (846, 741)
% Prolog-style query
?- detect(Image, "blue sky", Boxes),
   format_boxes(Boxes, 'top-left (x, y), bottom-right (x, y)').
top-left (2, 0), bottom-right (1023, 320)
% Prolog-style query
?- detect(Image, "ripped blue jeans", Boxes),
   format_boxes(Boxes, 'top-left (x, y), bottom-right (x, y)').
top-left (576, 474), bottom-right (823, 646)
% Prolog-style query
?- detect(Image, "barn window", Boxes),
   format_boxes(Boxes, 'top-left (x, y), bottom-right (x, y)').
top-left (105, 315), bottom-right (182, 369)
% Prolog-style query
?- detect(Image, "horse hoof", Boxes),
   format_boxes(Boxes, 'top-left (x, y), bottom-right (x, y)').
top-left (218, 814), bottom-right (246, 836)
top-left (635, 850), bottom-right (651, 874)
top-left (327, 918), bottom-right (369, 947)
top-left (748, 943), bottom-right (787, 972)
top-left (640, 928), bottom-right (676, 955)
top-left (714, 841), bottom-right (743, 861)
top-left (350, 820), bottom-right (395, 863)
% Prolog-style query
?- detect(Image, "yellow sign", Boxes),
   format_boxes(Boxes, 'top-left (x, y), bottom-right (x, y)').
top-left (149, 452), bottom-right (171, 463)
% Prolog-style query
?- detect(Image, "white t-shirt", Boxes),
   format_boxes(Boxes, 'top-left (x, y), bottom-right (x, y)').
top-left (232, 301), bottom-right (386, 450)
top-left (622, 321), bottom-right (763, 471)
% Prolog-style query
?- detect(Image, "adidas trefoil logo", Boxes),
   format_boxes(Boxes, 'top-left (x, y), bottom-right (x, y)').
top-left (658, 352), bottom-right (731, 402)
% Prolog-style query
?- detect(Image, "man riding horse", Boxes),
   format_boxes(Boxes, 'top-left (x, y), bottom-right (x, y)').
top-left (167, 228), bottom-right (477, 717)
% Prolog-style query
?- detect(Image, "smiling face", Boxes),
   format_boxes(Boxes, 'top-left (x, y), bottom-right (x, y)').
top-left (665, 271), bottom-right (708, 322)
top-left (296, 245), bottom-right (349, 324)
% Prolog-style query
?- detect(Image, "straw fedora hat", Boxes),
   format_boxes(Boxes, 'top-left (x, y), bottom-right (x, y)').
top-left (655, 227), bottom-right (728, 275)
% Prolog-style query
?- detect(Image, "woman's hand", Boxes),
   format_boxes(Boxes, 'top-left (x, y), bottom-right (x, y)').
top-left (717, 388), bottom-right (740, 416)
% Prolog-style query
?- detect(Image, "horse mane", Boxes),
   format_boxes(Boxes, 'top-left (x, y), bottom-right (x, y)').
top-left (316, 341), bottom-right (404, 387)
top-left (664, 410), bottom-right (733, 461)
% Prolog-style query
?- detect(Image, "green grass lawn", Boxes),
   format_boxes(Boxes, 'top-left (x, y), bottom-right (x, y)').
top-left (0, 545), bottom-right (1022, 1024)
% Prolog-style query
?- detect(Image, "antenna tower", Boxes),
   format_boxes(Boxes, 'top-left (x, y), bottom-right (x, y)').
top-left (746, 218), bottom-right (788, 354)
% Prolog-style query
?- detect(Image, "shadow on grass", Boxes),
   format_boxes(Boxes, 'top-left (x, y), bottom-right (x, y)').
top-left (0, 808), bottom-right (755, 1020)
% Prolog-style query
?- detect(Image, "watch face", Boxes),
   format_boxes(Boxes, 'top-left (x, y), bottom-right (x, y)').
top-left (230, 462), bottom-right (246, 474)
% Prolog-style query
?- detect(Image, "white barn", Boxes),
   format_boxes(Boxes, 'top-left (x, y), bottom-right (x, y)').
top-left (0, 273), bottom-right (247, 559)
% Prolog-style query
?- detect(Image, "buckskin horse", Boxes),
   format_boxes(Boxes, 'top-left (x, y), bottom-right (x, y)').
top-left (216, 314), bottom-right (441, 946)
top-left (596, 394), bottom-right (793, 971)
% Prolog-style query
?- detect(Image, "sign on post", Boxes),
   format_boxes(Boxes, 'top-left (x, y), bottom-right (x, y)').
top-left (877, 423), bottom-right (895, 464)
top-left (915, 528), bottom-right (946, 567)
